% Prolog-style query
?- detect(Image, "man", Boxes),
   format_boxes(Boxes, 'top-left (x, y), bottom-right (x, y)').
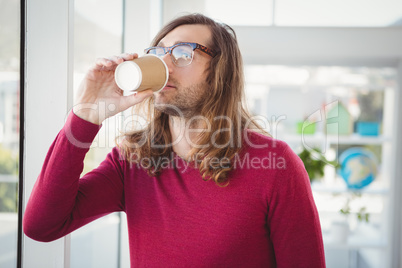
top-left (24, 14), bottom-right (325, 267)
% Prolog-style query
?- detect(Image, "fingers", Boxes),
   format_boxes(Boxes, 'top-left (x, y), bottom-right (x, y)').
top-left (93, 56), bottom-right (122, 71)
top-left (121, 52), bottom-right (138, 61)
top-left (93, 53), bottom-right (139, 71)
top-left (131, 89), bottom-right (154, 105)
top-left (120, 89), bottom-right (154, 111)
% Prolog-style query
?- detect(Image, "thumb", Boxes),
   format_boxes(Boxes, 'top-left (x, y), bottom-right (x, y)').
top-left (120, 89), bottom-right (154, 110)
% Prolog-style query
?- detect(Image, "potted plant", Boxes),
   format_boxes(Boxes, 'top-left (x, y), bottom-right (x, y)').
top-left (298, 147), bottom-right (337, 183)
top-left (339, 192), bottom-right (370, 223)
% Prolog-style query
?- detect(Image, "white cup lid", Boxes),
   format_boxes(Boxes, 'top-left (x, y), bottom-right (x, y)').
top-left (114, 61), bottom-right (142, 91)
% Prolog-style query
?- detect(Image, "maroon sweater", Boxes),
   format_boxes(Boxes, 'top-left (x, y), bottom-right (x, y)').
top-left (24, 112), bottom-right (325, 267)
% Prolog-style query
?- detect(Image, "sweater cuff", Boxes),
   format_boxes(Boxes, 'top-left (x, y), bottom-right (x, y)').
top-left (63, 111), bottom-right (102, 149)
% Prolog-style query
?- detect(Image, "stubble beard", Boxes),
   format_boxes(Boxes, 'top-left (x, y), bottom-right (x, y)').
top-left (154, 79), bottom-right (208, 119)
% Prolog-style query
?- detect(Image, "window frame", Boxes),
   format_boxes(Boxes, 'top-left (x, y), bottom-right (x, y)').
top-left (21, 0), bottom-right (74, 267)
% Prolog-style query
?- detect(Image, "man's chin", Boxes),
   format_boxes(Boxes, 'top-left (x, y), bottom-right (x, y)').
top-left (155, 107), bottom-right (184, 117)
top-left (154, 101), bottom-right (185, 117)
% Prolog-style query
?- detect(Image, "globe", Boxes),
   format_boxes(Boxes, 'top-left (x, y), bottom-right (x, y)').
top-left (339, 147), bottom-right (378, 189)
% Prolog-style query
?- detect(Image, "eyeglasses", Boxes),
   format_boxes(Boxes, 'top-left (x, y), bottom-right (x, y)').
top-left (144, 42), bottom-right (217, 67)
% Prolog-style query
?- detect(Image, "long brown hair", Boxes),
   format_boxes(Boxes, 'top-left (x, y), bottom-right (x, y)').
top-left (119, 13), bottom-right (266, 185)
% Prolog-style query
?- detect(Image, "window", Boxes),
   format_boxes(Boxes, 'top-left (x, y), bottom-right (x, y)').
top-left (71, 1), bottom-right (125, 267)
top-left (192, 0), bottom-right (402, 27)
top-left (245, 65), bottom-right (397, 267)
top-left (275, 0), bottom-right (402, 27)
top-left (0, 0), bottom-right (20, 267)
top-left (205, 0), bottom-right (273, 26)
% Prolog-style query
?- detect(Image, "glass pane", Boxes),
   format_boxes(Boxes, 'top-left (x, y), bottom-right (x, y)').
top-left (245, 65), bottom-right (396, 136)
top-left (0, 0), bottom-right (20, 267)
top-left (276, 0), bottom-right (402, 26)
top-left (71, 0), bottom-right (123, 267)
top-left (244, 65), bottom-right (396, 267)
top-left (205, 0), bottom-right (273, 26)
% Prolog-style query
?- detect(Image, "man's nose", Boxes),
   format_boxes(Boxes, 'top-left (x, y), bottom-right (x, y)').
top-left (161, 53), bottom-right (174, 74)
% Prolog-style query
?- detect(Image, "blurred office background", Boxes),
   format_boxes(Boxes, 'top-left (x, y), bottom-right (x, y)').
top-left (1, 0), bottom-right (402, 267)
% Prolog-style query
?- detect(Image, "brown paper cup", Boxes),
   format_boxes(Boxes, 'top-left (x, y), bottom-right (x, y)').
top-left (114, 54), bottom-right (169, 93)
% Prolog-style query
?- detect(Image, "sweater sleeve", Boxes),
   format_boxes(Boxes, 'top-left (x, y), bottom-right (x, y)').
top-left (267, 145), bottom-right (326, 267)
top-left (23, 111), bottom-right (126, 242)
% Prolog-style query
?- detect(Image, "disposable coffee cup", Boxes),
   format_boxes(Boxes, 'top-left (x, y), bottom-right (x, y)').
top-left (114, 54), bottom-right (169, 94)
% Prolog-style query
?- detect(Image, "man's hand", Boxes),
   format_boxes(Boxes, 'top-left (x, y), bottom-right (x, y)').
top-left (73, 53), bottom-right (153, 125)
